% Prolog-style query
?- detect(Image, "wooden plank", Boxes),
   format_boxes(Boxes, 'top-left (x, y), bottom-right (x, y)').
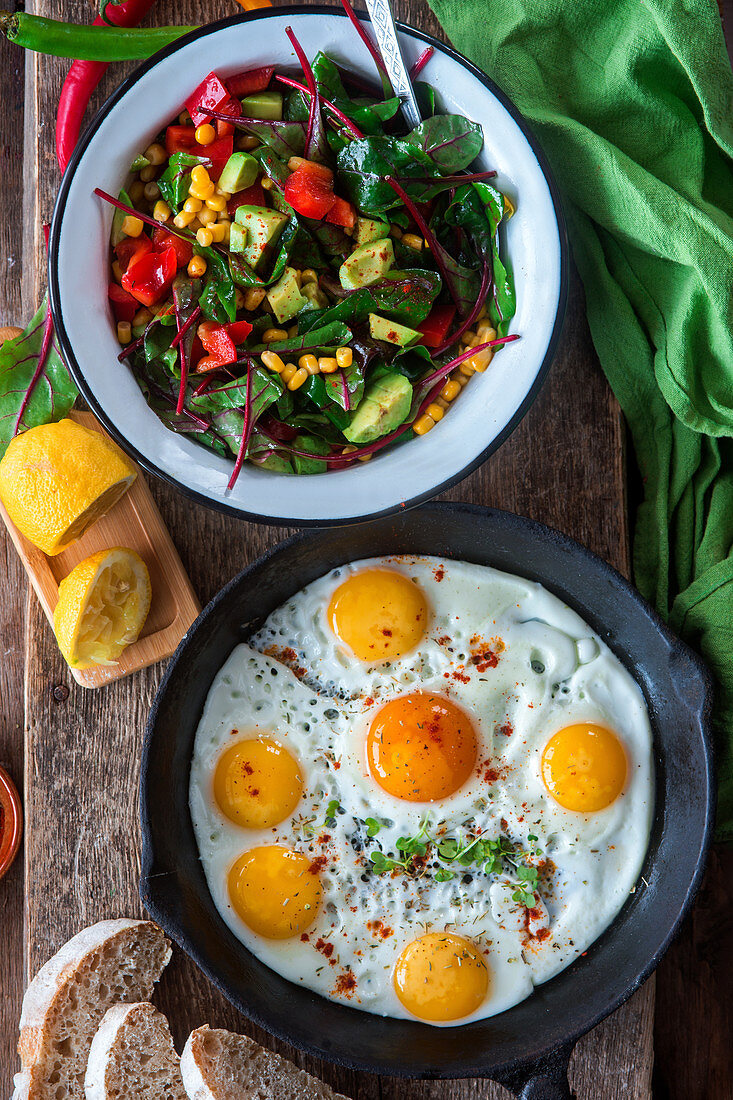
top-left (0, 411), bottom-right (201, 689)
top-left (8, 1), bottom-right (654, 1098)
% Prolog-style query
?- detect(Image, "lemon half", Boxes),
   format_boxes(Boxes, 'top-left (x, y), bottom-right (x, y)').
top-left (0, 419), bottom-right (136, 555)
top-left (53, 548), bottom-right (152, 669)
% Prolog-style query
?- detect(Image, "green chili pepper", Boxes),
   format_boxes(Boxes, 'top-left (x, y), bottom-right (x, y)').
top-left (0, 12), bottom-right (197, 60)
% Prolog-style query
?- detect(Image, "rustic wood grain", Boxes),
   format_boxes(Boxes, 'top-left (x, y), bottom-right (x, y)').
top-left (0, 411), bottom-right (201, 688)
top-left (0, 0), bottom-right (669, 1094)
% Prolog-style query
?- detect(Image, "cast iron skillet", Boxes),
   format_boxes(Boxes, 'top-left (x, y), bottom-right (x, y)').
top-left (140, 503), bottom-right (714, 1098)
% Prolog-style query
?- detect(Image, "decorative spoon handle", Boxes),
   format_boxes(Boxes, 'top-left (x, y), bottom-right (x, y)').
top-left (363, 0), bottom-right (422, 129)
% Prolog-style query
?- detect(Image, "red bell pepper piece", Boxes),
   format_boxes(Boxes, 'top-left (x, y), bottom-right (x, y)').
top-left (197, 320), bottom-right (237, 365)
top-left (186, 71), bottom-right (231, 127)
top-left (227, 181), bottom-right (265, 217)
top-left (195, 355), bottom-right (225, 374)
top-left (164, 128), bottom-right (233, 181)
top-left (108, 283), bottom-right (139, 323)
top-left (115, 234), bottom-right (152, 273)
top-left (226, 319), bottom-right (254, 345)
top-left (165, 124), bottom-right (198, 156)
top-left (152, 227), bottom-right (193, 269)
top-left (417, 302), bottom-right (457, 348)
top-left (283, 165), bottom-right (335, 220)
top-left (214, 96), bottom-right (241, 139)
top-left (225, 65), bottom-right (274, 98)
top-left (121, 245), bottom-right (177, 307)
top-left (325, 195), bottom-right (356, 229)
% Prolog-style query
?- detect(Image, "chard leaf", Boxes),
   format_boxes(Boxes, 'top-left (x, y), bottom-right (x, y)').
top-left (311, 53), bottom-right (400, 135)
top-left (324, 357), bottom-right (366, 410)
top-left (250, 322), bottom-right (353, 356)
top-left (157, 153), bottom-right (207, 212)
top-left (444, 181), bottom-right (516, 335)
top-left (298, 270), bottom-right (441, 329)
top-left (292, 432), bottom-right (330, 475)
top-left (405, 114), bottom-right (483, 173)
top-left (231, 118), bottom-right (307, 161)
top-left (0, 297), bottom-right (78, 456)
top-left (197, 245), bottom-right (237, 323)
top-left (336, 136), bottom-right (440, 212)
top-left (190, 367), bottom-right (283, 455)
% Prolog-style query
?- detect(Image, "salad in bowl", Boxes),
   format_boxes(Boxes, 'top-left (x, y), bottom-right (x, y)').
top-left (98, 20), bottom-right (518, 487)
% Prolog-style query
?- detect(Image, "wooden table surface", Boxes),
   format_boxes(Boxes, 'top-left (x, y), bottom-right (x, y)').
top-left (1, 1), bottom-right (732, 1096)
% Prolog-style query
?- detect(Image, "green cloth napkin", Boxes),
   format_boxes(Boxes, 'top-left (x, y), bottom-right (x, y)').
top-left (425, 0), bottom-right (733, 837)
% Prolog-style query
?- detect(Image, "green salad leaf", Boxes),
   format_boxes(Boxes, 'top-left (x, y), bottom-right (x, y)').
top-left (405, 115), bottom-right (484, 174)
top-left (157, 153), bottom-right (207, 212)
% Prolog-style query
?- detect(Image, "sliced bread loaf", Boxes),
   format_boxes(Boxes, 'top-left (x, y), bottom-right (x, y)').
top-left (180, 1026), bottom-right (352, 1100)
top-left (13, 918), bottom-right (171, 1100)
top-left (84, 1002), bottom-right (185, 1100)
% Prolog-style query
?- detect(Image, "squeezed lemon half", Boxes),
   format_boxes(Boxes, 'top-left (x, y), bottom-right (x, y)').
top-left (53, 548), bottom-right (152, 669)
top-left (0, 419), bottom-right (136, 556)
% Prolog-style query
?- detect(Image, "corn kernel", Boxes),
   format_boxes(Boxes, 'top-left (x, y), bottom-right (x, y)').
top-left (318, 357), bottom-right (338, 374)
top-left (117, 321), bottom-right (132, 344)
top-left (153, 200), bottom-right (171, 223)
top-left (178, 110), bottom-right (191, 125)
top-left (244, 287), bottom-right (266, 311)
top-left (195, 123), bottom-right (216, 146)
top-left (281, 363), bottom-right (297, 383)
top-left (389, 224), bottom-right (403, 239)
top-left (434, 396), bottom-right (450, 410)
top-left (191, 165), bottom-right (210, 186)
top-left (174, 210), bottom-right (196, 228)
top-left (469, 349), bottom-right (492, 373)
top-left (263, 327), bottom-right (288, 343)
top-left (129, 180), bottom-right (145, 204)
top-left (111, 260), bottom-right (123, 284)
top-left (454, 370), bottom-right (470, 388)
top-left (427, 402), bottom-right (444, 422)
top-left (413, 414), bottom-right (435, 435)
top-left (208, 223), bottom-right (227, 243)
top-left (140, 165), bottom-right (157, 183)
top-left (288, 324), bottom-right (298, 338)
top-left (402, 233), bottom-right (423, 251)
top-left (217, 188), bottom-right (232, 200)
top-left (476, 322), bottom-right (497, 342)
top-left (336, 346), bottom-right (353, 368)
top-left (144, 142), bottom-right (167, 165)
top-left (477, 303), bottom-right (489, 320)
top-left (287, 366), bottom-right (309, 390)
top-left (237, 135), bottom-right (260, 151)
top-left (183, 197), bottom-right (203, 214)
top-left (205, 193), bottom-right (227, 212)
top-left (262, 351), bottom-right (286, 373)
top-left (504, 196), bottom-right (515, 219)
top-left (143, 182), bottom-right (160, 202)
top-left (299, 354), bottom-right (319, 374)
top-left (261, 177), bottom-right (274, 191)
top-left (187, 255), bottom-right (208, 278)
top-left (189, 181), bottom-right (215, 201)
top-left (196, 227), bottom-right (214, 247)
top-left (198, 208), bottom-right (217, 226)
top-left (132, 308), bottom-right (153, 328)
top-left (459, 360), bottom-right (476, 377)
top-left (440, 379), bottom-right (461, 402)
top-left (300, 268), bottom-right (318, 285)
top-left (121, 215), bottom-right (143, 237)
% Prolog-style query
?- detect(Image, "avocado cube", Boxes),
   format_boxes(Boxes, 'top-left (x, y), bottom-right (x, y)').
top-left (229, 222), bottom-right (247, 254)
top-left (267, 267), bottom-right (308, 324)
top-left (357, 216), bottom-right (390, 245)
top-left (339, 238), bottom-right (395, 290)
top-left (344, 372), bottom-right (412, 444)
top-left (301, 281), bottom-right (329, 311)
top-left (218, 152), bottom-right (259, 195)
top-left (369, 312), bottom-right (421, 348)
top-left (241, 91), bottom-right (283, 120)
top-left (234, 205), bottom-right (289, 269)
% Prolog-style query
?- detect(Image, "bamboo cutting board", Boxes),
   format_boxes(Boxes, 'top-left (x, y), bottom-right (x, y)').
top-left (0, 411), bottom-right (201, 688)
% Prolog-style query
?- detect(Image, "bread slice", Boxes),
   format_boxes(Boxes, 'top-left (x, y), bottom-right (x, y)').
top-left (180, 1026), bottom-right (351, 1100)
top-left (84, 1002), bottom-right (185, 1100)
top-left (13, 918), bottom-right (171, 1100)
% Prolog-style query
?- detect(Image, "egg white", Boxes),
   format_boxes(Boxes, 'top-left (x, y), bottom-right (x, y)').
top-left (190, 556), bottom-right (654, 1025)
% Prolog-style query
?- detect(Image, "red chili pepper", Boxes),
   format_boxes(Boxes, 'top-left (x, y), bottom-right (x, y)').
top-left (152, 226), bottom-right (192, 269)
top-left (121, 245), bottom-right (177, 306)
top-left (198, 320), bottom-right (237, 365)
top-left (115, 234), bottom-right (152, 273)
top-left (325, 195), bottom-right (356, 229)
top-left (417, 302), bottom-right (457, 348)
top-left (283, 165), bottom-right (335, 220)
top-left (227, 181), bottom-right (265, 217)
top-left (226, 319), bottom-right (253, 345)
top-left (186, 71), bottom-right (231, 127)
top-left (55, 0), bottom-right (158, 172)
top-left (225, 65), bottom-right (274, 98)
top-left (108, 283), bottom-right (139, 323)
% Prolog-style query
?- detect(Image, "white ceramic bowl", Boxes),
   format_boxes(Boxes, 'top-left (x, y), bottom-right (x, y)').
top-left (49, 8), bottom-right (567, 525)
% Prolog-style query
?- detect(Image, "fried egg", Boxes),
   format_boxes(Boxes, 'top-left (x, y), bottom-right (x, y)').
top-left (190, 556), bottom-right (654, 1025)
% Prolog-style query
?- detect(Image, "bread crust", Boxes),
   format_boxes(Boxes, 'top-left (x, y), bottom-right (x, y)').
top-left (84, 1002), bottom-right (184, 1100)
top-left (13, 919), bottom-right (171, 1100)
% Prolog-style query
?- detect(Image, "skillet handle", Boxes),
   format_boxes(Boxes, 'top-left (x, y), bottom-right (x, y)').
top-left (492, 1042), bottom-right (574, 1100)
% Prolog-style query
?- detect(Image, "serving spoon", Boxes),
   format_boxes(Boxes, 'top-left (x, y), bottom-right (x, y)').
top-left (362, 0), bottom-right (423, 128)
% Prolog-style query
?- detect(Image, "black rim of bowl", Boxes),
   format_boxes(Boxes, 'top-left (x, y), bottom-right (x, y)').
top-left (49, 7), bottom-right (569, 529)
top-left (140, 502), bottom-right (715, 1079)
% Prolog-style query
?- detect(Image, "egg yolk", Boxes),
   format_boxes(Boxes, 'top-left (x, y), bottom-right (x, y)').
top-left (213, 737), bottom-right (303, 829)
top-left (228, 846), bottom-right (321, 939)
top-left (366, 691), bottom-right (478, 801)
top-left (327, 568), bottom-right (428, 662)
top-left (394, 933), bottom-right (490, 1021)
top-left (541, 723), bottom-right (628, 812)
